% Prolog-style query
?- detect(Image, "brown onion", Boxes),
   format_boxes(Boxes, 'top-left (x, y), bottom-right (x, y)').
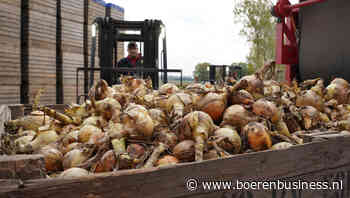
top-left (242, 122), bottom-right (272, 151)
top-left (231, 90), bottom-right (254, 105)
top-left (222, 105), bottom-right (257, 129)
top-left (94, 150), bottom-right (116, 173)
top-left (156, 155), bottom-right (179, 167)
top-left (203, 149), bottom-right (220, 160)
top-left (213, 127), bottom-right (241, 154)
top-left (173, 140), bottom-right (195, 162)
top-left (159, 83), bottom-right (179, 95)
top-left (325, 78), bottom-right (350, 104)
top-left (252, 99), bottom-right (281, 123)
top-left (296, 90), bottom-right (324, 111)
top-left (39, 145), bottom-right (63, 172)
top-left (300, 106), bottom-right (320, 130)
top-left (122, 104), bottom-right (154, 139)
top-left (197, 92), bottom-right (227, 123)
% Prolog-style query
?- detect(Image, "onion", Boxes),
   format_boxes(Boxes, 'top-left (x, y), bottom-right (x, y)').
top-left (231, 90), bottom-right (254, 106)
top-left (252, 99), bottom-right (281, 123)
top-left (166, 93), bottom-right (194, 123)
top-left (213, 127), bottom-right (241, 154)
top-left (239, 74), bottom-right (264, 99)
top-left (61, 142), bottom-right (82, 155)
top-left (121, 104), bottom-right (154, 139)
top-left (59, 168), bottom-right (89, 179)
top-left (154, 130), bottom-right (178, 150)
top-left (270, 142), bottom-right (293, 150)
top-left (149, 109), bottom-right (168, 129)
top-left (28, 127), bottom-right (59, 152)
top-left (62, 130), bottom-right (79, 147)
top-left (156, 155), bottom-right (179, 167)
top-left (242, 122), bottom-right (272, 151)
top-left (203, 149), bottom-right (219, 160)
top-left (178, 111), bottom-right (217, 161)
top-left (159, 83), bottom-right (179, 95)
top-left (15, 135), bottom-right (34, 153)
top-left (325, 78), bottom-right (350, 104)
top-left (78, 125), bottom-right (102, 143)
top-left (173, 140), bottom-right (195, 162)
top-left (264, 80), bottom-right (281, 97)
top-left (94, 150), bottom-right (116, 173)
top-left (222, 105), bottom-right (257, 130)
top-left (127, 144), bottom-right (145, 159)
top-left (38, 145), bottom-right (63, 172)
top-left (197, 92), bottom-right (227, 123)
top-left (296, 90), bottom-right (324, 111)
top-left (62, 149), bottom-right (90, 170)
top-left (300, 106), bottom-right (320, 130)
top-left (94, 98), bottom-right (122, 122)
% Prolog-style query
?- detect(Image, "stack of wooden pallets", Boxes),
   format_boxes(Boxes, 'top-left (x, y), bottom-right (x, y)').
top-left (61, 0), bottom-right (85, 104)
top-left (0, 0), bottom-right (21, 104)
top-left (27, 0), bottom-right (57, 104)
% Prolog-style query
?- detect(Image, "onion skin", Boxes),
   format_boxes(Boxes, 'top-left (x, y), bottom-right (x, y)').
top-left (325, 78), bottom-right (350, 104)
top-left (122, 104), bottom-right (154, 139)
top-left (300, 106), bottom-right (320, 130)
top-left (173, 140), bottom-right (195, 162)
top-left (39, 145), bottom-right (63, 172)
top-left (213, 127), bottom-right (241, 154)
top-left (78, 125), bottom-right (102, 143)
top-left (159, 83), bottom-right (179, 95)
top-left (231, 90), bottom-right (254, 105)
top-left (243, 122), bottom-right (272, 151)
top-left (178, 111), bottom-right (217, 161)
top-left (62, 149), bottom-right (89, 170)
top-left (197, 92), bottom-right (227, 123)
top-left (59, 168), bottom-right (89, 179)
top-left (29, 129), bottom-right (59, 152)
top-left (270, 142), bottom-right (293, 150)
top-left (296, 90), bottom-right (324, 112)
top-left (252, 99), bottom-right (280, 123)
top-left (156, 155), bottom-right (179, 167)
top-left (94, 150), bottom-right (116, 173)
top-left (222, 105), bottom-right (257, 130)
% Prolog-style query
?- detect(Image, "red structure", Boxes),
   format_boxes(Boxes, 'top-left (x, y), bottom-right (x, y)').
top-left (272, 0), bottom-right (326, 83)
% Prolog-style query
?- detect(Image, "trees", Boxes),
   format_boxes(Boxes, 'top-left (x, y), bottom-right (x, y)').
top-left (233, 0), bottom-right (275, 71)
top-left (193, 62), bottom-right (210, 82)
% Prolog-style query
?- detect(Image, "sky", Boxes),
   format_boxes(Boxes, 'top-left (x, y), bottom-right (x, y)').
top-left (106, 0), bottom-right (299, 76)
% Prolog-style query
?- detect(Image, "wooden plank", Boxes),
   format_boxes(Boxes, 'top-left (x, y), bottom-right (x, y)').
top-left (0, 155), bottom-right (45, 180)
top-left (0, 136), bottom-right (350, 198)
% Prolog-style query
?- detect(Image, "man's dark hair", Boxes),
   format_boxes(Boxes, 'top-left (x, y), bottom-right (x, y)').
top-left (128, 42), bottom-right (138, 50)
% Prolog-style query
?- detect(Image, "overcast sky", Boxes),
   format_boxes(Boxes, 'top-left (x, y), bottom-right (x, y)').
top-left (106, 0), bottom-right (298, 76)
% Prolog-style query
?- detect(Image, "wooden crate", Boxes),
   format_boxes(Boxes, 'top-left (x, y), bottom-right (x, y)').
top-left (27, 0), bottom-right (57, 105)
top-left (62, 53), bottom-right (84, 104)
top-left (1, 106), bottom-right (350, 198)
top-left (110, 5), bottom-right (125, 62)
top-left (0, 0), bottom-right (21, 104)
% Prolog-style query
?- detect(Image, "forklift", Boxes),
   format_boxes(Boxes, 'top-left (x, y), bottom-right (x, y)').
top-left (76, 17), bottom-right (183, 102)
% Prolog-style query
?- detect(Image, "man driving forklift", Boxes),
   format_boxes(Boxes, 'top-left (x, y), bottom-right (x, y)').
top-left (117, 42), bottom-right (142, 75)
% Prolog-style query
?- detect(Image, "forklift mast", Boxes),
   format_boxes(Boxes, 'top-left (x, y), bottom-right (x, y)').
top-left (91, 17), bottom-right (168, 89)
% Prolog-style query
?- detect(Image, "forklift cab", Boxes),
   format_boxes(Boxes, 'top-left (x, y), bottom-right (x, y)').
top-left (89, 17), bottom-right (172, 89)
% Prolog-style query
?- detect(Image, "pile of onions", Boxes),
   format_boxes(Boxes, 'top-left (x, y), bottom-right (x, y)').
top-left (5, 73), bottom-right (350, 179)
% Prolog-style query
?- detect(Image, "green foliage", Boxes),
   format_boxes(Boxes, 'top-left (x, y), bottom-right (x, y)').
top-left (233, 0), bottom-right (276, 71)
top-left (193, 62), bottom-right (211, 82)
